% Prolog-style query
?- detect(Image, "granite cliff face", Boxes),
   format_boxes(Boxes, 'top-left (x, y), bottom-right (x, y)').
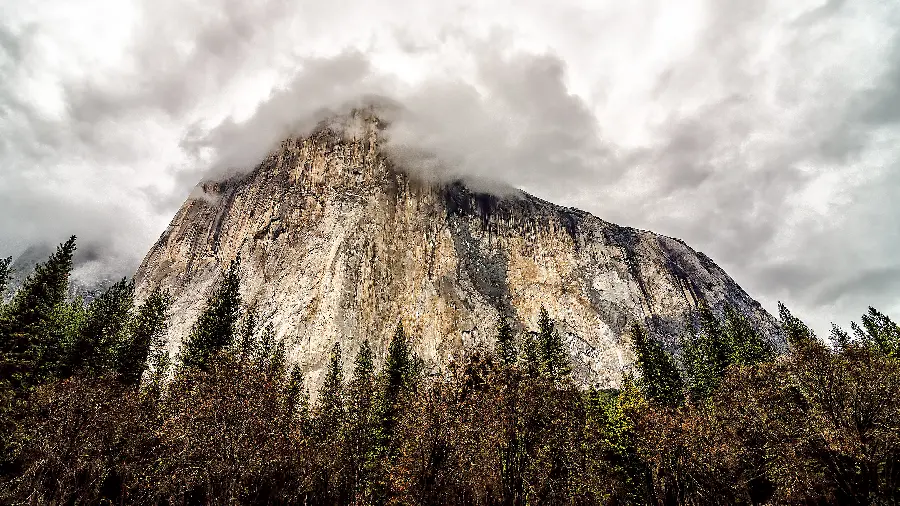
top-left (134, 116), bottom-right (780, 390)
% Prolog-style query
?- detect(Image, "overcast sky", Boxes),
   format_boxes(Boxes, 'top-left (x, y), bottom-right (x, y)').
top-left (2, 0), bottom-right (898, 336)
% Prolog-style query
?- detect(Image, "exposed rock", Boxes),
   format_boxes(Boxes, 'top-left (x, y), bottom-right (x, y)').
top-left (135, 115), bottom-right (781, 392)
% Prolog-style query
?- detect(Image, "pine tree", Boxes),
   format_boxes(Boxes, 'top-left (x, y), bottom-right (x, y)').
top-left (630, 323), bottom-right (683, 406)
top-left (178, 257), bottom-right (241, 371)
top-left (346, 341), bottom-right (377, 495)
top-left (256, 321), bottom-right (275, 371)
top-left (830, 323), bottom-right (852, 351)
top-left (683, 302), bottom-right (732, 401)
top-left (0, 237), bottom-right (76, 386)
top-left (851, 307), bottom-right (900, 357)
top-left (317, 342), bottom-right (345, 431)
top-left (314, 342), bottom-right (348, 501)
top-left (722, 305), bottom-right (775, 366)
top-left (537, 306), bottom-right (571, 381)
top-left (237, 305), bottom-right (258, 366)
top-left (269, 335), bottom-right (287, 381)
top-left (116, 287), bottom-right (170, 386)
top-left (778, 302), bottom-right (817, 350)
top-left (496, 317), bottom-right (517, 366)
top-left (522, 331), bottom-right (541, 377)
top-left (0, 256), bottom-right (11, 302)
top-left (66, 277), bottom-right (135, 376)
top-left (285, 364), bottom-right (309, 427)
top-left (384, 322), bottom-right (413, 399)
top-left (146, 349), bottom-right (171, 398)
top-left (374, 321), bottom-right (415, 474)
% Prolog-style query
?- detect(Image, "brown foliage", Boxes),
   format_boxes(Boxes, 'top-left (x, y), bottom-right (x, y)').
top-left (1, 345), bottom-right (898, 505)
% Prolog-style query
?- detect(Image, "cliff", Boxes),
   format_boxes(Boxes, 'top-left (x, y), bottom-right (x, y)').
top-left (135, 115), bottom-right (781, 390)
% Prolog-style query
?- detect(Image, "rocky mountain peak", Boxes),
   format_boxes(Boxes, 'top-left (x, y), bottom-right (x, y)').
top-left (135, 115), bottom-right (781, 392)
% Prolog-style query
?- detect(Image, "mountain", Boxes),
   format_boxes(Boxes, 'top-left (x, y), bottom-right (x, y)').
top-left (134, 113), bottom-right (781, 390)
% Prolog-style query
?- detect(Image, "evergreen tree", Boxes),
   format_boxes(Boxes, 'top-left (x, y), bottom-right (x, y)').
top-left (683, 302), bottom-right (732, 401)
top-left (630, 323), bottom-right (683, 406)
top-left (178, 258), bottom-right (241, 371)
top-left (830, 323), bottom-right (852, 351)
top-left (256, 321), bottom-right (275, 370)
top-left (314, 342), bottom-right (348, 500)
top-left (116, 287), bottom-right (171, 386)
top-left (373, 321), bottom-right (415, 485)
top-left (537, 306), bottom-right (571, 380)
top-left (237, 305), bottom-right (258, 366)
top-left (285, 364), bottom-right (309, 427)
top-left (269, 335), bottom-right (287, 381)
top-left (722, 305), bottom-right (775, 366)
top-left (0, 256), bottom-right (11, 302)
top-left (346, 341), bottom-right (377, 495)
top-left (316, 342), bottom-right (345, 431)
top-left (851, 306), bottom-right (900, 357)
top-left (522, 331), bottom-right (541, 377)
top-left (0, 236), bottom-right (76, 386)
top-left (253, 321), bottom-right (286, 378)
top-left (778, 302), bottom-right (817, 350)
top-left (384, 322), bottom-right (413, 399)
top-left (496, 317), bottom-right (517, 366)
top-left (145, 349), bottom-right (171, 398)
top-left (66, 277), bottom-right (134, 376)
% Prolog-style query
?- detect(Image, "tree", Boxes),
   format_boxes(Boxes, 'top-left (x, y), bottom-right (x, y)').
top-left (0, 236), bottom-right (76, 386)
top-left (117, 287), bottom-right (171, 386)
top-left (314, 342), bottom-right (347, 501)
top-left (66, 278), bottom-right (135, 376)
top-left (830, 323), bottom-right (852, 351)
top-left (722, 305), bottom-right (775, 366)
top-left (370, 321), bottom-right (417, 501)
top-left (178, 258), bottom-right (241, 371)
top-left (630, 323), bottom-right (683, 406)
top-left (537, 306), bottom-right (571, 381)
top-left (851, 306), bottom-right (900, 358)
top-left (496, 317), bottom-right (517, 366)
top-left (384, 322), bottom-right (413, 399)
top-left (0, 256), bottom-right (11, 301)
top-left (346, 341), bottom-right (377, 496)
top-left (683, 302), bottom-right (732, 401)
top-left (316, 342), bottom-right (345, 431)
top-left (778, 302), bottom-right (817, 350)
top-left (284, 364), bottom-right (309, 428)
top-left (269, 335), bottom-right (287, 381)
top-left (237, 305), bottom-right (258, 366)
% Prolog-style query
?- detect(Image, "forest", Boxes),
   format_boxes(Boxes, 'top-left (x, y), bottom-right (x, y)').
top-left (0, 237), bottom-right (898, 505)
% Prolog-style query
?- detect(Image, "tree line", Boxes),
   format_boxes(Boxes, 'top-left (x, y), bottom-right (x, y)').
top-left (0, 237), bottom-right (898, 505)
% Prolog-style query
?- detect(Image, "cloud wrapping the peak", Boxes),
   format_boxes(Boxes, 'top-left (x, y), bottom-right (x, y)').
top-left (1, 0), bottom-right (899, 336)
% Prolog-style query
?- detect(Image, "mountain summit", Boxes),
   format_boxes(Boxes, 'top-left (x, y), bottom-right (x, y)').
top-left (134, 114), bottom-right (780, 390)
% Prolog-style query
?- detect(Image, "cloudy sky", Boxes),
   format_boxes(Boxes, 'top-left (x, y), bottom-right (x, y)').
top-left (2, 0), bottom-right (898, 336)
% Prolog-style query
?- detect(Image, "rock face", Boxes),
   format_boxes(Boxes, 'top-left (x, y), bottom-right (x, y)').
top-left (135, 116), bottom-right (780, 391)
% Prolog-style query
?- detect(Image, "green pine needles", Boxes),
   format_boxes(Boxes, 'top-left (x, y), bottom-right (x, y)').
top-left (178, 257), bottom-right (242, 371)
